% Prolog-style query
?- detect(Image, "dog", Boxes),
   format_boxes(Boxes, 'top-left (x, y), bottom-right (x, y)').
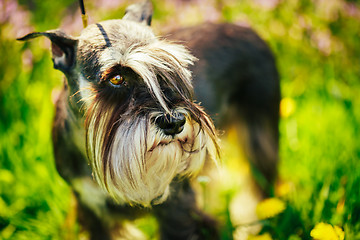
top-left (18, 1), bottom-right (280, 239)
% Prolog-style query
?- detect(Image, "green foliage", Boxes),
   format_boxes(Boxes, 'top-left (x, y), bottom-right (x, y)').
top-left (1, 0), bottom-right (359, 239)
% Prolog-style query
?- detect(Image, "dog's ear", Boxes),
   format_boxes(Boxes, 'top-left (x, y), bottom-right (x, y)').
top-left (123, 0), bottom-right (153, 26)
top-left (17, 30), bottom-right (77, 74)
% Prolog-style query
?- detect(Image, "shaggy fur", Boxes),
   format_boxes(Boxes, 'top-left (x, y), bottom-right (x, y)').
top-left (17, 1), bottom-right (280, 239)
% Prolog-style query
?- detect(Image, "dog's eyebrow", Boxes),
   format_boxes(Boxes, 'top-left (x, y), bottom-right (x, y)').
top-left (96, 23), bottom-right (112, 47)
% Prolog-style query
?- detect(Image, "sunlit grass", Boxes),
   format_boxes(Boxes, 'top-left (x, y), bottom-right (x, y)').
top-left (1, 0), bottom-right (359, 239)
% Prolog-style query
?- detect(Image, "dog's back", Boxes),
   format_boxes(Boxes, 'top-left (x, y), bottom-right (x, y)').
top-left (168, 22), bottom-right (280, 194)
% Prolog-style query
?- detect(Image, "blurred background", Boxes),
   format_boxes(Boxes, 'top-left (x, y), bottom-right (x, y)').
top-left (0, 0), bottom-right (359, 239)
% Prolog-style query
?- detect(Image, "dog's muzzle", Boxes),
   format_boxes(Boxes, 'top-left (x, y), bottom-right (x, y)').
top-left (85, 104), bottom-right (219, 206)
top-left (155, 112), bottom-right (186, 136)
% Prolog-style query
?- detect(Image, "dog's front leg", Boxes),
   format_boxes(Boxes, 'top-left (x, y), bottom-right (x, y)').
top-left (153, 179), bottom-right (219, 240)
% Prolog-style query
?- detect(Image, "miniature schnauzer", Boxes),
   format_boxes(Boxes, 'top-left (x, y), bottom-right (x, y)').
top-left (18, 1), bottom-right (280, 239)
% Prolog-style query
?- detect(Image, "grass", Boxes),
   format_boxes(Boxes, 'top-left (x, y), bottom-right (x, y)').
top-left (1, 0), bottom-right (360, 239)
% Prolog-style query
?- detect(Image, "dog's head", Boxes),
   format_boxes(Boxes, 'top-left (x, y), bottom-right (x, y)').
top-left (18, 1), bottom-right (219, 206)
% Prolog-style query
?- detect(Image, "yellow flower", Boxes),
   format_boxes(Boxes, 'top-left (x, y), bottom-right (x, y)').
top-left (310, 222), bottom-right (344, 240)
top-left (256, 198), bottom-right (286, 220)
top-left (280, 97), bottom-right (296, 118)
top-left (334, 226), bottom-right (345, 240)
top-left (248, 233), bottom-right (272, 240)
top-left (275, 181), bottom-right (293, 197)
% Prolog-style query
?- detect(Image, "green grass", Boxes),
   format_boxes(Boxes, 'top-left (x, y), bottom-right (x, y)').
top-left (1, 0), bottom-right (360, 239)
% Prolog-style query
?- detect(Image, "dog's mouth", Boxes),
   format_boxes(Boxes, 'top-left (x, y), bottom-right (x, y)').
top-left (147, 117), bottom-right (210, 156)
top-left (148, 136), bottom-right (189, 152)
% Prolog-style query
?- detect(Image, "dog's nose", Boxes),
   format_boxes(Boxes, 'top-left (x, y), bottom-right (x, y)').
top-left (155, 112), bottom-right (186, 136)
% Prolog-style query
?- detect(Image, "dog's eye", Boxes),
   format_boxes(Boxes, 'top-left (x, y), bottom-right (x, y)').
top-left (109, 75), bottom-right (124, 87)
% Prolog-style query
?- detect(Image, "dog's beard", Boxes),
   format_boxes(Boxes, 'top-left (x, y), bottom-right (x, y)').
top-left (86, 105), bottom-right (218, 206)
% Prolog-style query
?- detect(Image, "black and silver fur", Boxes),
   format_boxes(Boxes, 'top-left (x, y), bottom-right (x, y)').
top-left (18, 1), bottom-right (280, 239)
